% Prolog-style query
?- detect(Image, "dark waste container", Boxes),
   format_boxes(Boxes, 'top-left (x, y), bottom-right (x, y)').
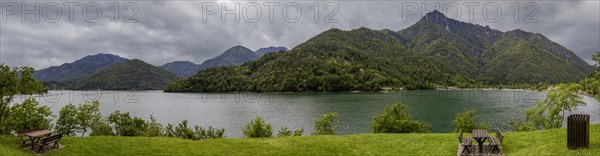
top-left (567, 114), bottom-right (589, 149)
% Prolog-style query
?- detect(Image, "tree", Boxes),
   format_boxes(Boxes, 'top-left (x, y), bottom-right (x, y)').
top-left (55, 103), bottom-right (79, 136)
top-left (312, 112), bottom-right (338, 135)
top-left (242, 116), bottom-right (272, 138)
top-left (526, 84), bottom-right (586, 129)
top-left (453, 109), bottom-right (490, 132)
top-left (371, 102), bottom-right (429, 133)
top-left (55, 101), bottom-right (102, 136)
top-left (77, 101), bottom-right (102, 136)
top-left (0, 65), bottom-right (46, 134)
top-left (5, 97), bottom-right (53, 133)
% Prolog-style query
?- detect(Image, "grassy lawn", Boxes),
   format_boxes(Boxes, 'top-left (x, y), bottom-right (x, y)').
top-left (1, 124), bottom-right (598, 155)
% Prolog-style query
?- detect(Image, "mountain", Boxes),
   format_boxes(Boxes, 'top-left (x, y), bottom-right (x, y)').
top-left (159, 46), bottom-right (287, 78)
top-left (72, 59), bottom-right (180, 90)
top-left (397, 10), bottom-right (593, 83)
top-left (499, 29), bottom-right (592, 74)
top-left (160, 61), bottom-right (200, 78)
top-left (255, 46), bottom-right (289, 56)
top-left (197, 46), bottom-right (259, 70)
top-left (165, 10), bottom-right (593, 92)
top-left (33, 53), bottom-right (128, 82)
top-left (165, 28), bottom-right (445, 92)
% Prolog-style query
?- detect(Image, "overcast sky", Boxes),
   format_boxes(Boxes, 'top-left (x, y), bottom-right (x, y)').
top-left (1, 0), bottom-right (599, 69)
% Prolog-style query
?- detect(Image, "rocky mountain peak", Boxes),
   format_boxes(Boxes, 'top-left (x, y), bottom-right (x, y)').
top-left (422, 10), bottom-right (450, 26)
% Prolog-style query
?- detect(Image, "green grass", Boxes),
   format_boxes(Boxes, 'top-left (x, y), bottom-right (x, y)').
top-left (1, 124), bottom-right (599, 155)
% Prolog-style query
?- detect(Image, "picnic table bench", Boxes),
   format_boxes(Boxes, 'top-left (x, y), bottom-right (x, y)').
top-left (17, 129), bottom-right (39, 147)
top-left (458, 129), bottom-right (473, 154)
top-left (23, 130), bottom-right (54, 150)
top-left (36, 133), bottom-right (63, 153)
top-left (489, 130), bottom-right (504, 153)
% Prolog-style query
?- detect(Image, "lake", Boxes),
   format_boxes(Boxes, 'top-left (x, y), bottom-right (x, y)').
top-left (15, 90), bottom-right (600, 138)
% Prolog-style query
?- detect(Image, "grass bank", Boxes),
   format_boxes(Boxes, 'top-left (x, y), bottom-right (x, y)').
top-left (1, 124), bottom-right (598, 155)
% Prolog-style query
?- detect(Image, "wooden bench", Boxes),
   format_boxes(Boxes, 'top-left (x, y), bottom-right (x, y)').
top-left (36, 133), bottom-right (63, 153)
top-left (458, 129), bottom-right (473, 154)
top-left (489, 130), bottom-right (504, 153)
top-left (17, 129), bottom-right (39, 147)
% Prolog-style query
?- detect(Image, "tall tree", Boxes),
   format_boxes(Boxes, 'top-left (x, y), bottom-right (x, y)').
top-left (55, 103), bottom-right (79, 136)
top-left (526, 84), bottom-right (586, 129)
top-left (0, 65), bottom-right (46, 133)
top-left (77, 101), bottom-right (102, 136)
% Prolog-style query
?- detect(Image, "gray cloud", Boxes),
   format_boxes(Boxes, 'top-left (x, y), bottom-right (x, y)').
top-left (0, 1), bottom-right (598, 69)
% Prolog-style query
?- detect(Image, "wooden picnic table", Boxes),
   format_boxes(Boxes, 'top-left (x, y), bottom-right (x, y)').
top-left (472, 129), bottom-right (489, 154)
top-left (24, 130), bottom-right (53, 150)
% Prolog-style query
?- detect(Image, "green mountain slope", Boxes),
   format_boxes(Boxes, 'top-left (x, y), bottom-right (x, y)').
top-left (165, 11), bottom-right (593, 92)
top-left (482, 40), bottom-right (583, 83)
top-left (502, 29), bottom-right (593, 74)
top-left (397, 10), bottom-right (592, 83)
top-left (73, 59), bottom-right (180, 90)
top-left (33, 53), bottom-right (128, 82)
top-left (166, 28), bottom-right (447, 92)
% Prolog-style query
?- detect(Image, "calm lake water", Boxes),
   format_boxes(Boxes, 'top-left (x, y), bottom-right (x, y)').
top-left (16, 90), bottom-right (600, 138)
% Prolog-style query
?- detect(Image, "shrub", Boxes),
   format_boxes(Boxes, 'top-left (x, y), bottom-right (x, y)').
top-left (174, 120), bottom-right (196, 139)
top-left (107, 111), bottom-right (147, 136)
top-left (277, 127), bottom-right (304, 137)
top-left (506, 119), bottom-right (536, 132)
top-left (194, 126), bottom-right (225, 140)
top-left (90, 119), bottom-right (114, 136)
top-left (242, 116), bottom-right (272, 138)
top-left (165, 123), bottom-right (176, 137)
top-left (166, 120), bottom-right (225, 140)
top-left (6, 97), bottom-right (53, 133)
top-left (294, 128), bottom-right (305, 136)
top-left (453, 109), bottom-right (490, 132)
top-left (371, 102), bottom-right (429, 133)
top-left (312, 112), bottom-right (337, 135)
top-left (144, 115), bottom-right (163, 137)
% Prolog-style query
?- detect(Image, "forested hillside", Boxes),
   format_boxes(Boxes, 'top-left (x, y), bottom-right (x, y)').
top-left (165, 11), bottom-right (594, 92)
top-left (73, 59), bottom-right (180, 90)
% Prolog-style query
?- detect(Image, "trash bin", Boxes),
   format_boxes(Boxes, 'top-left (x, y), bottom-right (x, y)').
top-left (567, 114), bottom-right (589, 149)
